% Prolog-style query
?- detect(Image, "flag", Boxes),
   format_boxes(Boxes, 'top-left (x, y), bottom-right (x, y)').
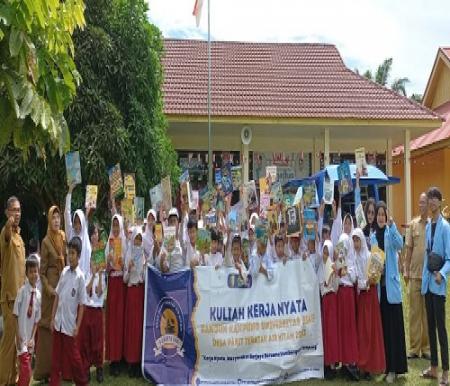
top-left (192, 0), bottom-right (204, 27)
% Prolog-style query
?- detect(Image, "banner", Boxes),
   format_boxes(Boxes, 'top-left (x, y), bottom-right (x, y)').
top-left (143, 261), bottom-right (323, 385)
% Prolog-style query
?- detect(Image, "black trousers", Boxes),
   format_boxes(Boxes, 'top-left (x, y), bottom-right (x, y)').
top-left (425, 291), bottom-right (449, 370)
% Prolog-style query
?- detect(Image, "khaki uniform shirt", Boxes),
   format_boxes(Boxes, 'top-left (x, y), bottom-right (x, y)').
top-left (0, 226), bottom-right (26, 302)
top-left (405, 216), bottom-right (427, 279)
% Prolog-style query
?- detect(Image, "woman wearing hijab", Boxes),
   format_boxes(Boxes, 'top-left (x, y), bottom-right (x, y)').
top-left (370, 201), bottom-right (407, 383)
top-left (105, 214), bottom-right (127, 376)
top-left (353, 227), bottom-right (385, 379)
top-left (34, 206), bottom-right (66, 382)
top-left (354, 171), bottom-right (376, 246)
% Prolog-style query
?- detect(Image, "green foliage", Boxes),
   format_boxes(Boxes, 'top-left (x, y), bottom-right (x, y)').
top-left (374, 57), bottom-right (393, 86)
top-left (0, 0), bottom-right (85, 156)
top-left (391, 77), bottom-right (410, 97)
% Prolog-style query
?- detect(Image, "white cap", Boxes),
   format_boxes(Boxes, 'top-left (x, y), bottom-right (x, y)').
top-left (168, 207), bottom-right (179, 219)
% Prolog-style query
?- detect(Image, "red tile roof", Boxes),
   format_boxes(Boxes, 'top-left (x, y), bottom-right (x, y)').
top-left (162, 39), bottom-right (439, 121)
top-left (442, 47), bottom-right (450, 60)
top-left (393, 101), bottom-right (450, 155)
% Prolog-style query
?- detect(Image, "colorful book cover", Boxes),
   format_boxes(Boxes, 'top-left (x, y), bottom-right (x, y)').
top-left (265, 165), bottom-right (277, 183)
top-left (335, 240), bottom-right (348, 272)
top-left (228, 210), bottom-right (239, 233)
top-left (324, 256), bottom-right (334, 286)
top-left (124, 173), bottom-right (136, 200)
top-left (163, 226), bottom-right (176, 251)
top-left (65, 151), bottom-right (82, 187)
top-left (215, 192), bottom-right (225, 213)
top-left (355, 147), bottom-right (368, 176)
top-left (355, 202), bottom-right (367, 229)
top-left (196, 228), bottom-right (211, 254)
top-left (190, 189), bottom-right (199, 211)
top-left (205, 212), bottom-right (217, 227)
top-left (214, 168), bottom-right (222, 185)
top-left (231, 165), bottom-right (242, 191)
top-left (255, 222), bottom-right (268, 243)
top-left (92, 231), bottom-right (107, 271)
top-left (150, 184), bottom-right (163, 211)
top-left (323, 177), bottom-right (334, 205)
top-left (259, 193), bottom-right (271, 219)
top-left (303, 209), bottom-right (316, 241)
top-left (303, 180), bottom-right (318, 208)
top-left (154, 224), bottom-right (163, 243)
top-left (121, 198), bottom-right (134, 225)
top-left (259, 176), bottom-right (270, 195)
top-left (134, 196), bottom-right (145, 222)
top-left (161, 176), bottom-right (172, 211)
top-left (200, 185), bottom-right (214, 213)
top-left (293, 186), bottom-right (303, 206)
top-left (367, 245), bottom-right (386, 283)
top-left (221, 164), bottom-right (233, 194)
top-left (108, 163), bottom-right (123, 198)
top-left (286, 205), bottom-right (301, 236)
top-left (110, 237), bottom-right (123, 271)
top-left (85, 185), bottom-right (98, 209)
top-left (267, 207), bottom-right (279, 234)
top-left (337, 161), bottom-right (353, 195)
top-left (270, 181), bottom-right (283, 204)
top-left (244, 180), bottom-right (258, 211)
top-left (283, 193), bottom-right (294, 207)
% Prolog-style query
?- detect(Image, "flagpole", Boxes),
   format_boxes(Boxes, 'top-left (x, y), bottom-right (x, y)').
top-left (207, 0), bottom-right (213, 185)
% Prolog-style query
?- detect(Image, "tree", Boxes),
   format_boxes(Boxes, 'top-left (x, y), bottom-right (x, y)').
top-left (0, 0), bottom-right (85, 156)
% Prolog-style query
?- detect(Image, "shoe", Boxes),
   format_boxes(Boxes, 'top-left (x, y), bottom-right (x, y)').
top-left (324, 366), bottom-right (336, 380)
top-left (345, 365), bottom-right (360, 381)
top-left (386, 372), bottom-right (396, 384)
top-left (422, 353), bottom-right (431, 360)
top-left (96, 367), bottom-right (104, 383)
top-left (407, 353), bottom-right (419, 359)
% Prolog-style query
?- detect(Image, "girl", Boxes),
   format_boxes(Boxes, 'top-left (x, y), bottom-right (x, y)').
top-left (318, 240), bottom-right (339, 379)
top-left (123, 227), bottom-right (146, 378)
top-left (353, 227), bottom-right (385, 379)
top-left (143, 209), bottom-right (156, 259)
top-left (354, 170), bottom-right (376, 246)
top-left (105, 214), bottom-right (127, 376)
top-left (371, 201), bottom-right (407, 383)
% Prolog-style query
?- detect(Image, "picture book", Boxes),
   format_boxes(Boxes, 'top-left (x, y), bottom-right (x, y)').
top-left (121, 199), bottom-right (134, 225)
top-left (283, 193), bottom-right (294, 207)
top-left (190, 189), bottom-right (199, 211)
top-left (293, 186), bottom-right (303, 206)
top-left (92, 231), bottom-right (107, 271)
top-left (109, 237), bottom-right (123, 271)
top-left (85, 185), bottom-right (98, 209)
top-left (161, 176), bottom-right (172, 211)
top-left (259, 193), bottom-right (271, 219)
top-left (335, 240), bottom-right (348, 272)
top-left (231, 165), bottom-right (242, 191)
top-left (259, 176), bottom-right (270, 195)
top-left (228, 210), bottom-right (239, 233)
top-left (324, 255), bottom-right (334, 286)
top-left (124, 173), bottom-right (136, 200)
top-left (65, 151), bottom-right (82, 187)
top-left (337, 161), bottom-right (353, 195)
top-left (215, 168), bottom-right (222, 185)
top-left (323, 177), bottom-right (334, 205)
top-left (367, 245), bottom-right (385, 284)
top-left (108, 163), bottom-right (123, 198)
top-left (205, 212), bottom-right (217, 227)
top-left (303, 209), bottom-right (316, 241)
top-left (244, 180), bottom-right (258, 211)
top-left (303, 180), bottom-right (318, 208)
top-left (286, 205), bottom-right (301, 236)
top-left (355, 147), bottom-right (368, 176)
top-left (255, 222), bottom-right (268, 243)
top-left (221, 163), bottom-right (233, 194)
top-left (163, 226), bottom-right (176, 252)
top-left (150, 184), bottom-right (163, 211)
top-left (355, 202), bottom-right (367, 229)
top-left (270, 181), bottom-right (283, 204)
top-left (266, 165), bottom-right (277, 183)
top-left (196, 228), bottom-right (211, 254)
top-left (154, 223), bottom-right (163, 244)
top-left (267, 207), bottom-right (278, 234)
top-left (134, 196), bottom-right (145, 223)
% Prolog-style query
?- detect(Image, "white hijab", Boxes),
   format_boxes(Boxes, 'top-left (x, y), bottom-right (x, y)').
top-left (318, 239), bottom-right (334, 285)
top-left (71, 209), bottom-right (91, 278)
top-left (342, 213), bottom-right (354, 235)
top-left (105, 214), bottom-right (127, 259)
top-left (143, 209), bottom-right (156, 257)
top-left (351, 227), bottom-right (370, 279)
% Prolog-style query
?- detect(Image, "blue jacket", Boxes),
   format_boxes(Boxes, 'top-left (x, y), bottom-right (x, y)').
top-left (370, 223), bottom-right (404, 304)
top-left (421, 215), bottom-right (450, 297)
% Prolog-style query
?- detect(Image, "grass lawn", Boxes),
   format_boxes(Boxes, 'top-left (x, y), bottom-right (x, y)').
top-left (33, 279), bottom-right (449, 385)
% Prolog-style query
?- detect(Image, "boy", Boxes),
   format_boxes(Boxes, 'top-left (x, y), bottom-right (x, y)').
top-left (205, 228), bottom-right (223, 269)
top-left (225, 234), bottom-right (247, 281)
top-left (249, 234), bottom-right (274, 281)
top-left (13, 256), bottom-right (41, 386)
top-left (272, 235), bottom-right (289, 264)
top-left (50, 236), bottom-right (87, 386)
top-left (184, 219), bottom-right (201, 268)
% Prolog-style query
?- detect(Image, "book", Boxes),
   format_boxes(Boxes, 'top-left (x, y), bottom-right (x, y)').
top-left (355, 147), bottom-right (368, 176)
top-left (303, 180), bottom-right (318, 208)
top-left (150, 184), bottom-right (163, 211)
top-left (124, 173), bottom-right (136, 200)
top-left (244, 180), bottom-right (258, 211)
top-left (205, 212), bottom-right (217, 227)
top-left (267, 207), bottom-right (279, 234)
top-left (303, 209), bottom-right (316, 241)
top-left (215, 192), bottom-right (225, 212)
top-left (85, 185), bottom-right (98, 209)
top-left (270, 181), bottom-right (283, 204)
top-left (92, 231), bottom-right (107, 271)
top-left (161, 176), bottom-right (172, 211)
top-left (221, 164), bottom-right (233, 194)
top-left (286, 205), bottom-right (301, 236)
top-left (109, 237), bottom-right (123, 271)
top-left (199, 185), bottom-right (213, 213)
top-left (196, 228), bottom-right (211, 254)
top-left (337, 161), bottom-right (353, 195)
top-left (228, 210), bottom-right (239, 233)
top-left (231, 165), bottom-right (242, 191)
top-left (121, 199), bottom-right (134, 225)
top-left (324, 255), bottom-right (334, 286)
top-left (323, 177), bottom-right (334, 205)
top-left (134, 196), bottom-right (145, 222)
top-left (154, 223), bottom-right (163, 243)
top-left (65, 151), bottom-right (82, 187)
top-left (255, 221), bottom-right (268, 243)
top-left (108, 163), bottom-right (123, 198)
top-left (293, 186), bottom-right (303, 206)
top-left (190, 189), bottom-right (199, 211)
top-left (163, 226), bottom-right (176, 252)
top-left (179, 170), bottom-right (189, 184)
top-left (335, 240), bottom-right (348, 272)
top-left (355, 202), bottom-right (367, 229)
top-left (266, 165), bottom-right (277, 183)
top-left (259, 176), bottom-right (270, 195)
top-left (367, 245), bottom-right (386, 284)
top-left (259, 193), bottom-right (271, 219)
top-left (283, 193), bottom-right (294, 207)
top-left (130, 245), bottom-right (144, 267)
top-left (214, 168), bottom-right (222, 185)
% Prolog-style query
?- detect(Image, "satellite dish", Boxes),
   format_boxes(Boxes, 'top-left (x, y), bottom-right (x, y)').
top-left (241, 126), bottom-right (252, 145)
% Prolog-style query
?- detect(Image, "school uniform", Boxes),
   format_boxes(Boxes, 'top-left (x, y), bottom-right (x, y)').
top-left (205, 252), bottom-right (224, 267)
top-left (156, 241), bottom-right (188, 273)
top-left (318, 240), bottom-right (339, 366)
top-left (123, 230), bottom-right (146, 365)
top-left (13, 281), bottom-right (41, 386)
top-left (249, 251), bottom-right (274, 281)
top-left (50, 266), bottom-right (87, 386)
top-left (79, 271), bottom-right (105, 374)
top-left (353, 228), bottom-right (385, 374)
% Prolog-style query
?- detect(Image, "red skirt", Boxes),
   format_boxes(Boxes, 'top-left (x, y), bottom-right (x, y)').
top-left (357, 286), bottom-right (386, 374)
top-left (124, 284), bottom-right (145, 364)
top-left (79, 307), bottom-right (104, 370)
top-left (105, 275), bottom-right (126, 362)
top-left (337, 286), bottom-right (359, 364)
top-left (321, 292), bottom-right (339, 366)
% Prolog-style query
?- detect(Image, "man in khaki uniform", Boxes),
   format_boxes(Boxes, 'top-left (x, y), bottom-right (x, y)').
top-left (0, 197), bottom-right (26, 385)
top-left (404, 192), bottom-right (430, 359)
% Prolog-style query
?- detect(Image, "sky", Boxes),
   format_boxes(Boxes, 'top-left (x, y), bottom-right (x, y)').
top-left (147, 0), bottom-right (450, 96)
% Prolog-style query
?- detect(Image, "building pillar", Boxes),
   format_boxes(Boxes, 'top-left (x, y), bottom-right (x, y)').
top-left (324, 128), bottom-right (330, 167)
top-left (242, 143), bottom-right (249, 184)
top-left (404, 129), bottom-right (412, 223)
top-left (312, 137), bottom-right (319, 174)
top-left (386, 137), bottom-right (393, 213)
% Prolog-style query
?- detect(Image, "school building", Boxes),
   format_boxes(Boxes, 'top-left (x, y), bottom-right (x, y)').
top-left (392, 47), bottom-right (450, 224)
top-left (161, 39), bottom-right (441, 224)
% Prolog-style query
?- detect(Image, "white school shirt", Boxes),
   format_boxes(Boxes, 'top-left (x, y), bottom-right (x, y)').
top-left (13, 282), bottom-right (41, 355)
top-left (355, 250), bottom-right (370, 290)
top-left (308, 252), bottom-right (321, 274)
top-left (318, 259), bottom-right (339, 296)
top-left (249, 252), bottom-right (274, 281)
top-left (205, 252), bottom-right (223, 267)
top-left (339, 252), bottom-right (357, 287)
top-left (54, 266), bottom-right (87, 337)
top-left (124, 247), bottom-right (145, 286)
top-left (156, 242), bottom-right (188, 273)
top-left (184, 242), bottom-right (201, 267)
top-left (84, 272), bottom-right (106, 308)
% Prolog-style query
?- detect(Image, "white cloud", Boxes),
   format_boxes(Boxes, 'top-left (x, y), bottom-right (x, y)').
top-left (147, 0), bottom-right (450, 95)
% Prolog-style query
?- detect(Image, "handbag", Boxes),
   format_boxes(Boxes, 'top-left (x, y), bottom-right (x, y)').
top-left (427, 252), bottom-right (444, 273)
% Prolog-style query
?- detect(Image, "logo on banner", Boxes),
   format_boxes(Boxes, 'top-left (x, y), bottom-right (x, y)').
top-left (153, 297), bottom-right (185, 358)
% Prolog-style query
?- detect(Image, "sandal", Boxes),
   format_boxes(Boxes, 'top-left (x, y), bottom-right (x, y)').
top-left (422, 368), bottom-right (438, 379)
top-left (440, 378), bottom-right (449, 386)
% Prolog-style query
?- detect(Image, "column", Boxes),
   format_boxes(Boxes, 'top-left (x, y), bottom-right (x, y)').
top-left (242, 143), bottom-right (249, 184)
top-left (386, 138), bottom-right (393, 212)
top-left (312, 137), bottom-right (319, 174)
top-left (324, 128), bottom-right (330, 167)
top-left (404, 129), bottom-right (412, 223)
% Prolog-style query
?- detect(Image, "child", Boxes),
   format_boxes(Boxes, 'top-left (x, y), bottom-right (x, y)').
top-left (249, 233), bottom-right (274, 281)
top-left (158, 223), bottom-right (187, 273)
top-left (225, 234), bottom-right (248, 281)
top-left (272, 235), bottom-right (289, 264)
top-left (352, 228), bottom-right (385, 379)
top-left (318, 240), bottom-right (339, 379)
top-left (143, 209), bottom-right (157, 259)
top-left (105, 214), bottom-right (127, 376)
top-left (184, 219), bottom-right (201, 267)
top-left (288, 235), bottom-right (302, 259)
top-left (205, 228), bottom-right (223, 269)
top-left (79, 223), bottom-right (105, 383)
top-left (303, 238), bottom-right (321, 274)
top-left (49, 236), bottom-right (87, 386)
top-left (123, 227), bottom-right (146, 378)
top-left (342, 213), bottom-right (354, 236)
top-left (14, 256), bottom-right (41, 386)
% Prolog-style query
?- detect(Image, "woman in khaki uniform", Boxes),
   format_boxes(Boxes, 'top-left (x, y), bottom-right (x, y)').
top-left (34, 206), bottom-right (66, 381)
